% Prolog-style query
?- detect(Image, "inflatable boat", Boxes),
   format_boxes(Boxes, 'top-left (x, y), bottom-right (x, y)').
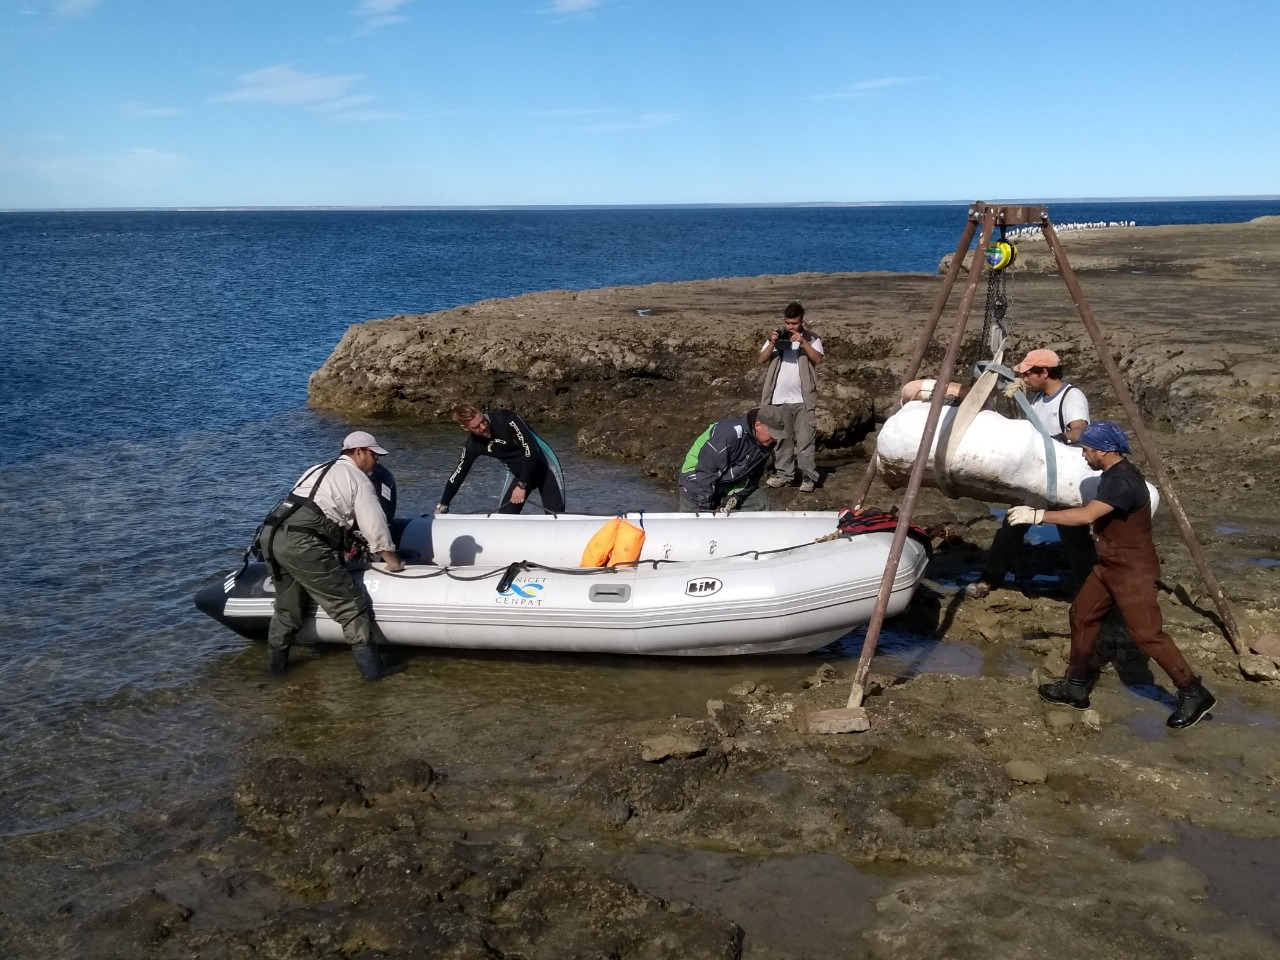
top-left (876, 401), bottom-right (1160, 510)
top-left (195, 511), bottom-right (930, 657)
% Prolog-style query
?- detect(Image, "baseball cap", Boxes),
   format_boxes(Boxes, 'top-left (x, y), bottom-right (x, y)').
top-left (1013, 348), bottom-right (1061, 374)
top-left (343, 430), bottom-right (389, 455)
top-left (755, 405), bottom-right (790, 440)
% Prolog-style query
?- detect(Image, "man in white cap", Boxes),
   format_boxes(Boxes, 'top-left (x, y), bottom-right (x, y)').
top-left (255, 430), bottom-right (406, 681)
top-left (966, 347), bottom-right (1095, 599)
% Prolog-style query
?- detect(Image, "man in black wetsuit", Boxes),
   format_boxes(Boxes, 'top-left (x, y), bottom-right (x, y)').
top-left (434, 404), bottom-right (566, 515)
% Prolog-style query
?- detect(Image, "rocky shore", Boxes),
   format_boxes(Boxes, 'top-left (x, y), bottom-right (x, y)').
top-left (22, 219), bottom-right (1280, 959)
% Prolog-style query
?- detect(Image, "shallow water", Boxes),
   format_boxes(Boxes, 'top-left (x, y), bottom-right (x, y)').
top-left (1140, 824), bottom-right (1280, 942)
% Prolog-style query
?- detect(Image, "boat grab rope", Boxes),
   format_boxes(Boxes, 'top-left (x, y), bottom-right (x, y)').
top-left (362, 535), bottom-right (863, 589)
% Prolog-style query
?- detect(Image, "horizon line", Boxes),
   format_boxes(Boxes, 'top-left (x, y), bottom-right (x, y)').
top-left (3, 195), bottom-right (1280, 214)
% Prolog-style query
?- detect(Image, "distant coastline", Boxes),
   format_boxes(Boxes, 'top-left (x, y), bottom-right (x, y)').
top-left (4, 196), bottom-right (1280, 214)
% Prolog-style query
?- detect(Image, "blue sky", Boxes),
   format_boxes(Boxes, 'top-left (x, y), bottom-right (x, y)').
top-left (2, 0), bottom-right (1277, 209)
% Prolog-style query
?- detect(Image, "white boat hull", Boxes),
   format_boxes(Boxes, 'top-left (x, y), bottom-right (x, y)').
top-left (196, 511), bottom-right (930, 657)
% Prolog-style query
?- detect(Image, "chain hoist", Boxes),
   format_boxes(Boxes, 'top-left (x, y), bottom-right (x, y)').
top-left (978, 225), bottom-right (1017, 365)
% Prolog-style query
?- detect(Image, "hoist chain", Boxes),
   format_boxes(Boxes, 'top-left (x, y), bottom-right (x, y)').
top-left (979, 258), bottom-right (1012, 363)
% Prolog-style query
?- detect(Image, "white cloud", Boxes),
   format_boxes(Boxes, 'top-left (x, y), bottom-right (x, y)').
top-left (119, 102), bottom-right (184, 119)
top-left (808, 76), bottom-right (928, 101)
top-left (585, 111), bottom-right (679, 133)
top-left (213, 65), bottom-right (364, 107)
top-left (311, 95), bottom-right (377, 114)
top-left (311, 95), bottom-right (402, 122)
top-left (545, 0), bottom-right (605, 14)
top-left (330, 108), bottom-right (403, 123)
top-left (209, 64), bottom-right (394, 120)
top-left (51, 0), bottom-right (100, 16)
top-left (529, 107), bottom-right (620, 117)
top-left (352, 0), bottom-right (415, 32)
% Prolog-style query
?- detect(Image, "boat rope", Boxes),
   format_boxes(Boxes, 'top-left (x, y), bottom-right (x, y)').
top-left (360, 516), bottom-right (915, 588)
top-left (359, 536), bottom-right (851, 584)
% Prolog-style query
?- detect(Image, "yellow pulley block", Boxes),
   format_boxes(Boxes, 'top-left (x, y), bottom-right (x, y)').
top-left (984, 240), bottom-right (1017, 271)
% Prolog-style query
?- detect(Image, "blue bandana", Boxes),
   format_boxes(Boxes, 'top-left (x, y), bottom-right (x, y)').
top-left (1079, 420), bottom-right (1130, 453)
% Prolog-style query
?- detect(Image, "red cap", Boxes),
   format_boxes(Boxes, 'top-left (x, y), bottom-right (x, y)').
top-left (1013, 349), bottom-right (1061, 373)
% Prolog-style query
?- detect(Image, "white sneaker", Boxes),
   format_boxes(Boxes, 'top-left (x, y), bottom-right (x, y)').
top-left (765, 475), bottom-right (789, 488)
top-left (799, 479), bottom-right (816, 493)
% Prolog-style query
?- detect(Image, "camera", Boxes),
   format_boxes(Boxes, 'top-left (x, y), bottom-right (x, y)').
top-left (775, 327), bottom-right (792, 346)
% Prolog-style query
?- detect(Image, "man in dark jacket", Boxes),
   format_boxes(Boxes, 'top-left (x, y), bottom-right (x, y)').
top-left (435, 404), bottom-right (565, 515)
top-left (678, 406), bottom-right (788, 513)
top-left (1007, 420), bottom-right (1215, 729)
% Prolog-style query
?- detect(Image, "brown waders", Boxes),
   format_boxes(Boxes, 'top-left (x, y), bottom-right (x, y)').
top-left (1066, 504), bottom-right (1195, 689)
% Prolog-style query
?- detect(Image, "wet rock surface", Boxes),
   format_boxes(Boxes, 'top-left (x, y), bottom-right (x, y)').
top-left (310, 217), bottom-right (1280, 482)
top-left (32, 659), bottom-right (1280, 959)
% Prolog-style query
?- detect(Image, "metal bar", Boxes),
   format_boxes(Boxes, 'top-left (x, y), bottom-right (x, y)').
top-left (980, 204), bottom-right (1048, 226)
top-left (850, 212), bottom-right (997, 699)
top-left (1039, 217), bottom-right (1244, 653)
top-left (851, 212), bottom-right (980, 508)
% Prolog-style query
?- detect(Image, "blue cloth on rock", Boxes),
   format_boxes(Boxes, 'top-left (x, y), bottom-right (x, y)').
top-left (1079, 419), bottom-right (1130, 453)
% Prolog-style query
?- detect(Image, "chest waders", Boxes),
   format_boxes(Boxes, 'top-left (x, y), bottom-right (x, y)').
top-left (252, 459), bottom-right (406, 682)
top-left (253, 459), bottom-right (351, 581)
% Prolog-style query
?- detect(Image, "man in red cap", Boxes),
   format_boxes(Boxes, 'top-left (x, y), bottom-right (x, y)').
top-left (965, 347), bottom-right (1095, 599)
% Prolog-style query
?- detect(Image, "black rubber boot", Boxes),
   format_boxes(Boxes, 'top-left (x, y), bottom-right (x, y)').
top-left (1167, 678), bottom-right (1215, 729)
top-left (267, 646), bottom-right (289, 675)
top-left (352, 644), bottom-right (406, 682)
top-left (1038, 676), bottom-right (1091, 709)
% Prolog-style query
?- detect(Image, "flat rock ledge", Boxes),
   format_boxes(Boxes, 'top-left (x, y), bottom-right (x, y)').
top-left (309, 219), bottom-right (1280, 481)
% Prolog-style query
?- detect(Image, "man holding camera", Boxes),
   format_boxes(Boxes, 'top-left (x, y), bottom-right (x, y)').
top-left (758, 301), bottom-right (824, 493)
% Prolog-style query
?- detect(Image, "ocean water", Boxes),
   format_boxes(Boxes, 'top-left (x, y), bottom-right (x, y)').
top-left (2, 200), bottom-right (1278, 942)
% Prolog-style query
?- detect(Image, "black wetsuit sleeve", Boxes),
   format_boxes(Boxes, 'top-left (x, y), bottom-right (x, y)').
top-left (439, 438), bottom-right (482, 507)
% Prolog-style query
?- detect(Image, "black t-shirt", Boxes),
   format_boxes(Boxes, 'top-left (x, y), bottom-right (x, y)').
top-left (1095, 458), bottom-right (1149, 517)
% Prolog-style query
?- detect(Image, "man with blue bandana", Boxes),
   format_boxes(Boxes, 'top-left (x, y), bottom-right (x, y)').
top-left (1006, 420), bottom-right (1215, 729)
